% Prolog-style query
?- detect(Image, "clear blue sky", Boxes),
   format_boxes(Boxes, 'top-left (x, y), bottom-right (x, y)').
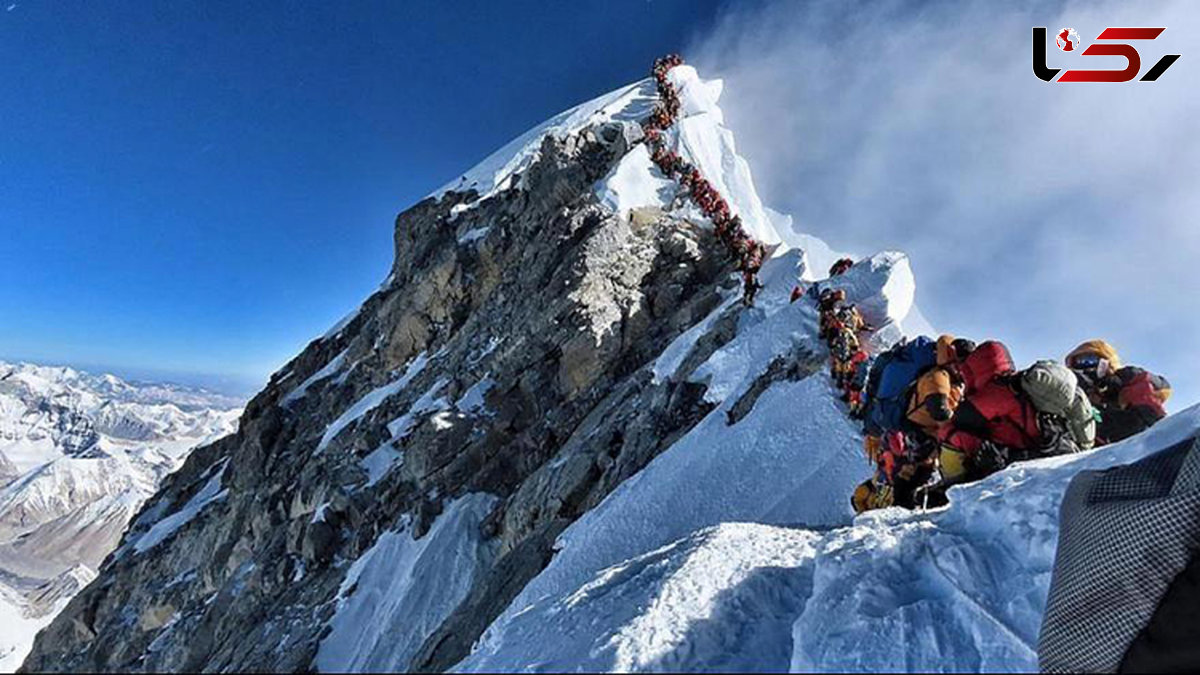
top-left (0, 0), bottom-right (724, 394)
top-left (3, 0), bottom-right (1196, 408)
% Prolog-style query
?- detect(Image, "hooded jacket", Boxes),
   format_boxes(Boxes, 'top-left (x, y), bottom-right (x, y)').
top-left (939, 341), bottom-right (1041, 456)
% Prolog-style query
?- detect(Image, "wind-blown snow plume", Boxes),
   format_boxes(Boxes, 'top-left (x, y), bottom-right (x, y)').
top-left (687, 0), bottom-right (1200, 406)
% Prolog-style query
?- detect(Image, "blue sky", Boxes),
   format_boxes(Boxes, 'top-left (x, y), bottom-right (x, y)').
top-left (0, 0), bottom-right (723, 394)
top-left (2, 0), bottom-right (1196, 407)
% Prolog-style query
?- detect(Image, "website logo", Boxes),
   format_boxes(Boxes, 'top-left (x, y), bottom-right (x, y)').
top-left (1033, 27), bottom-right (1180, 82)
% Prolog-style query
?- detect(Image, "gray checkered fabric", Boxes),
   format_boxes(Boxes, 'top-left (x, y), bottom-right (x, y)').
top-left (1038, 434), bottom-right (1200, 673)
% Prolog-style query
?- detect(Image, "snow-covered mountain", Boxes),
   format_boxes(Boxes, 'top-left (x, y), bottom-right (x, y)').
top-left (20, 64), bottom-right (1193, 674)
top-left (0, 362), bottom-right (240, 671)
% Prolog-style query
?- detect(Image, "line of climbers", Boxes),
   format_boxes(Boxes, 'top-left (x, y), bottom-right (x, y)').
top-left (794, 258), bottom-right (873, 415)
top-left (643, 54), bottom-right (767, 306)
top-left (642, 55), bottom-right (1173, 516)
top-left (798, 259), bottom-right (1173, 514)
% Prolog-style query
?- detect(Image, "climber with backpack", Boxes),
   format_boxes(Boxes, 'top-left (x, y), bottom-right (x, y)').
top-left (739, 240), bottom-right (766, 307)
top-left (1018, 358), bottom-right (1097, 454)
top-left (935, 341), bottom-right (1096, 489)
top-left (854, 336), bottom-right (972, 511)
top-left (861, 335), bottom-right (940, 438)
top-left (829, 319), bottom-right (863, 391)
top-left (817, 288), bottom-right (847, 340)
top-left (852, 429), bottom-right (947, 514)
top-left (1066, 340), bottom-right (1171, 444)
top-left (846, 350), bottom-right (872, 418)
top-left (935, 341), bottom-right (1041, 484)
top-left (825, 302), bottom-right (871, 406)
top-left (904, 336), bottom-right (976, 437)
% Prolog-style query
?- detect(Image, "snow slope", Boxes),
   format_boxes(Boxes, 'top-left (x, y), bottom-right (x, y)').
top-left (432, 79), bottom-right (656, 202)
top-left (461, 402), bottom-right (1200, 673)
top-left (0, 361), bottom-right (241, 673)
top-left (0, 581), bottom-right (52, 673)
top-left (456, 249), bottom-right (918, 672)
top-left (315, 493), bottom-right (499, 673)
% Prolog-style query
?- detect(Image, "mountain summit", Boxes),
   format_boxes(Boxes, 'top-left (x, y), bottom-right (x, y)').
top-left (21, 62), bottom-right (1198, 674)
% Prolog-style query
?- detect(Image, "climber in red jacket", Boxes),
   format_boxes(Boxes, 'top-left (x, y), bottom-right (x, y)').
top-left (829, 258), bottom-right (854, 277)
top-left (937, 341), bottom-right (1042, 483)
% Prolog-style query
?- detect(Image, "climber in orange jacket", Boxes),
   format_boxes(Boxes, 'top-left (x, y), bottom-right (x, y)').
top-left (907, 366), bottom-right (963, 437)
top-left (903, 336), bottom-right (973, 437)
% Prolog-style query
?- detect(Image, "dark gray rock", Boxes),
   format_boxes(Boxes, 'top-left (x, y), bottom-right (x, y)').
top-left (22, 121), bottom-right (754, 673)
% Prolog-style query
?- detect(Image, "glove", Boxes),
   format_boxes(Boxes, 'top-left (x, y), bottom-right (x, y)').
top-left (870, 483), bottom-right (895, 510)
top-left (974, 441), bottom-right (1009, 474)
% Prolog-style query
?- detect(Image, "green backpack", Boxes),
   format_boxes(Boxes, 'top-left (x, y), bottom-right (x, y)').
top-left (1020, 360), bottom-right (1097, 451)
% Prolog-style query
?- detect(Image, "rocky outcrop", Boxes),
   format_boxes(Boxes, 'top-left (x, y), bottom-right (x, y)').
top-left (22, 119), bottom-right (751, 672)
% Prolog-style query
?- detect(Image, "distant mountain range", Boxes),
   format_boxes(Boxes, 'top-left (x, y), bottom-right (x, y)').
top-left (0, 361), bottom-right (241, 671)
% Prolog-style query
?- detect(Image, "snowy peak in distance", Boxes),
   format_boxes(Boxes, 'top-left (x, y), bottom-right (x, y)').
top-left (0, 360), bottom-right (242, 672)
top-left (0, 362), bottom-right (243, 413)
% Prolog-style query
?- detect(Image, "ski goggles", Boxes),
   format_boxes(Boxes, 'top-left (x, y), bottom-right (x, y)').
top-left (1069, 354), bottom-right (1103, 370)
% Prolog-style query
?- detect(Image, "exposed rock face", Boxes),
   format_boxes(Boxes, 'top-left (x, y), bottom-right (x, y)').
top-left (22, 121), bottom-right (750, 673)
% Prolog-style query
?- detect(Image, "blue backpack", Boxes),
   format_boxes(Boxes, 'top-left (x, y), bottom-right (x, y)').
top-left (863, 336), bottom-right (937, 436)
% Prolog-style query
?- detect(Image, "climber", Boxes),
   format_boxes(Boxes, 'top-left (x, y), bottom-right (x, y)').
top-left (852, 429), bottom-right (947, 514)
top-left (817, 288), bottom-right (847, 340)
top-left (829, 258), bottom-right (854, 277)
top-left (902, 336), bottom-right (975, 437)
top-left (861, 335), bottom-right (940, 438)
top-left (742, 270), bottom-right (764, 307)
top-left (921, 343), bottom-right (1100, 504)
top-left (829, 323), bottom-right (862, 390)
top-left (854, 335), bottom-right (970, 508)
top-left (936, 341), bottom-right (1035, 483)
top-left (824, 302), bottom-right (870, 404)
top-left (846, 350), bottom-right (872, 418)
top-left (906, 364), bottom-right (964, 437)
top-left (1066, 340), bottom-right (1171, 444)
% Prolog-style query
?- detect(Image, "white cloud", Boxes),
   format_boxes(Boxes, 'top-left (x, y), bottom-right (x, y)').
top-left (689, 0), bottom-right (1200, 406)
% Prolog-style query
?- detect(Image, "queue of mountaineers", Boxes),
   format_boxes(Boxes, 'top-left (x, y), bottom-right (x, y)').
top-left (799, 260), bottom-right (1172, 514)
top-left (639, 54), bottom-right (1171, 514)
top-left (644, 54), bottom-right (767, 306)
